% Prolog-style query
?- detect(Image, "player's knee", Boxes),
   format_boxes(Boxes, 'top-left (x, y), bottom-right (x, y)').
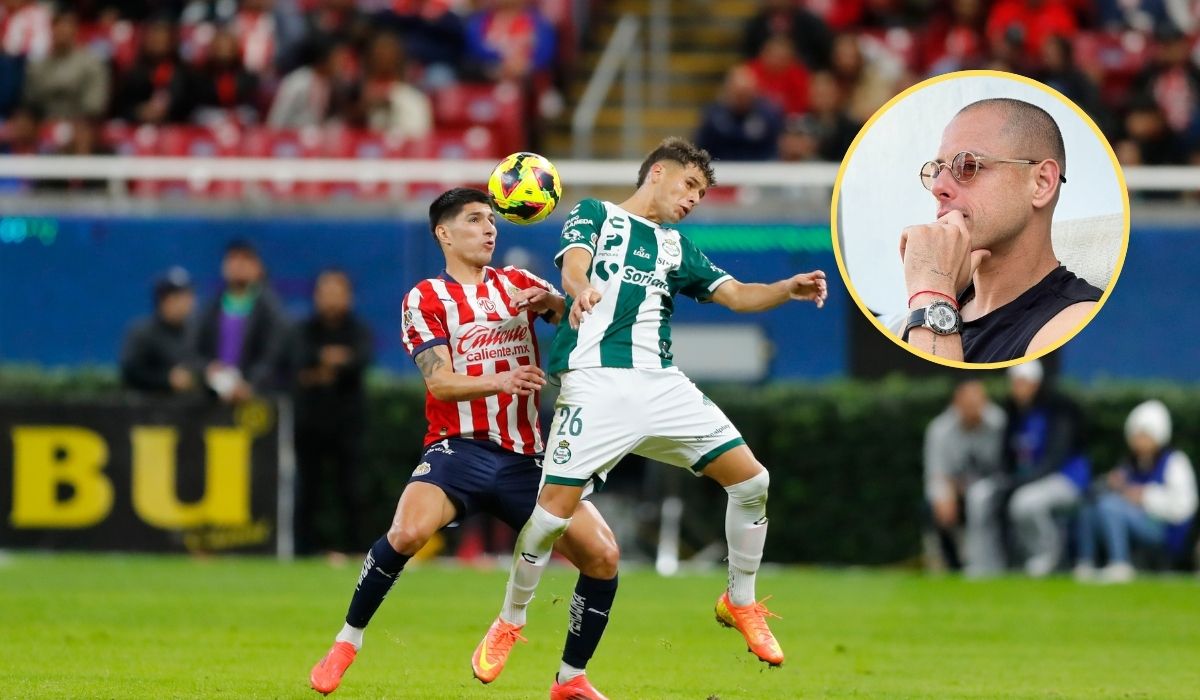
top-left (584, 539), bottom-right (620, 579)
top-left (386, 523), bottom-right (431, 556)
top-left (725, 469), bottom-right (770, 508)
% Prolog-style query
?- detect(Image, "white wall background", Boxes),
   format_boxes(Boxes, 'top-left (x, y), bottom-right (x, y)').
top-left (838, 75), bottom-right (1125, 315)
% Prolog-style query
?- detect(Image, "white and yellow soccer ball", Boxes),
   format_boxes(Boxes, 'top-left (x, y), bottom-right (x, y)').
top-left (487, 152), bottom-right (562, 225)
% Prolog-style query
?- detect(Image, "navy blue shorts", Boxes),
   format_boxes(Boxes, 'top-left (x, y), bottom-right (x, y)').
top-left (407, 438), bottom-right (541, 531)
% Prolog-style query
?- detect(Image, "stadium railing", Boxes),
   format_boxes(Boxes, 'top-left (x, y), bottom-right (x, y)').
top-left (0, 157), bottom-right (1196, 193)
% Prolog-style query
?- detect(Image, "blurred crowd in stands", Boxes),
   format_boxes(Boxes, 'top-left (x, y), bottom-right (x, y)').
top-left (0, 0), bottom-right (572, 185)
top-left (698, 0), bottom-right (1200, 171)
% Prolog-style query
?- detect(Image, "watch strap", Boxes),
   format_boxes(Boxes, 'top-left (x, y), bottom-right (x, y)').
top-left (902, 307), bottom-right (927, 341)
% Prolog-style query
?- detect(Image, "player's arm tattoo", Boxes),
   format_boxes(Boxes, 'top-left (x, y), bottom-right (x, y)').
top-left (415, 349), bottom-right (445, 378)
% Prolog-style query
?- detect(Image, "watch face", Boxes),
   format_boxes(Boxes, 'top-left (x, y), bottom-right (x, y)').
top-left (928, 303), bottom-right (959, 333)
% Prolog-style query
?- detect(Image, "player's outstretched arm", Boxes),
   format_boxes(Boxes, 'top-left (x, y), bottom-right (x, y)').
top-left (414, 345), bottom-right (546, 401)
top-left (561, 247), bottom-right (602, 329)
top-left (711, 271), bottom-right (828, 313)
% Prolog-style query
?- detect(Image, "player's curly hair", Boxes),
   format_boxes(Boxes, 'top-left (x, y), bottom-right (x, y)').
top-left (636, 137), bottom-right (717, 189)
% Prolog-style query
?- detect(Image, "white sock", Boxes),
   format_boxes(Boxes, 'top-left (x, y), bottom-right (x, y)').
top-left (500, 505), bottom-right (572, 625)
top-left (336, 622), bottom-right (364, 650)
top-left (724, 471), bottom-right (770, 606)
top-left (557, 662), bottom-right (586, 683)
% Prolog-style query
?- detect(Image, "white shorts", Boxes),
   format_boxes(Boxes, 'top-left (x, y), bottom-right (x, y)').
top-left (542, 367), bottom-right (745, 489)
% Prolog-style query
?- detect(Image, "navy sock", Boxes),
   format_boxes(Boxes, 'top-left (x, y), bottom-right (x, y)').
top-left (345, 536), bottom-right (411, 628)
top-left (562, 573), bottom-right (618, 669)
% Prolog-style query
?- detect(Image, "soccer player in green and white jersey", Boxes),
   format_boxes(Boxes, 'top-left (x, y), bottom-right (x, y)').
top-left (471, 138), bottom-right (828, 698)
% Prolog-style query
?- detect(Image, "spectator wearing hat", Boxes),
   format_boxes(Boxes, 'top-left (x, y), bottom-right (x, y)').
top-left (120, 266), bottom-right (201, 394)
top-left (1004, 360), bottom-right (1091, 576)
top-left (1075, 400), bottom-right (1198, 583)
top-left (194, 240), bottom-right (290, 403)
top-left (963, 359), bottom-right (1090, 577)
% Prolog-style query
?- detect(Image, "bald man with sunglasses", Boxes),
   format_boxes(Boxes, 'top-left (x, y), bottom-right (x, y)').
top-left (899, 98), bottom-right (1103, 363)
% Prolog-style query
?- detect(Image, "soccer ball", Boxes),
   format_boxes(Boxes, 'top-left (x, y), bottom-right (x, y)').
top-left (487, 152), bottom-right (562, 225)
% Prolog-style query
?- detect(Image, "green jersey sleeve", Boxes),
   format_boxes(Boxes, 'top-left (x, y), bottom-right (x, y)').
top-left (554, 199), bottom-right (605, 269)
top-left (677, 234), bottom-right (734, 302)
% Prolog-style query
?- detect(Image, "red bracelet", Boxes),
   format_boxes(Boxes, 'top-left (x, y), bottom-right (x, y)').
top-left (907, 290), bottom-right (959, 310)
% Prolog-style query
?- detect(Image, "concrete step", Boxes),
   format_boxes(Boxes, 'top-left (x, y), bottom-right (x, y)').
top-left (607, 0), bottom-right (759, 22)
top-left (543, 125), bottom-right (696, 160)
top-left (592, 106), bottom-right (700, 130)
top-left (545, 0), bottom-right (756, 161)
top-left (667, 51), bottom-right (740, 77)
top-left (671, 24), bottom-right (744, 51)
top-left (575, 47), bottom-right (738, 75)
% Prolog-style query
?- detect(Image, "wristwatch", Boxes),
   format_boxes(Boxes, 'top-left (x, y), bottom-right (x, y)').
top-left (904, 300), bottom-right (962, 337)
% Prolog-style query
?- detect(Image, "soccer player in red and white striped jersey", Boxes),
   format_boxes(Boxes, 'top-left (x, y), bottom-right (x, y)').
top-left (400, 258), bottom-right (555, 455)
top-left (310, 188), bottom-right (619, 699)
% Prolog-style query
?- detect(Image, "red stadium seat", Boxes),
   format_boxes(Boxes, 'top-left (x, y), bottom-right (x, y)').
top-left (431, 126), bottom-right (499, 160)
top-left (432, 82), bottom-right (524, 155)
top-left (183, 125), bottom-right (243, 197)
top-left (126, 125), bottom-right (169, 198)
top-left (239, 126), bottom-right (328, 199)
top-left (316, 127), bottom-right (388, 200)
top-left (101, 121), bottom-right (135, 154)
top-left (395, 126), bottom-right (496, 200)
top-left (333, 130), bottom-right (412, 200)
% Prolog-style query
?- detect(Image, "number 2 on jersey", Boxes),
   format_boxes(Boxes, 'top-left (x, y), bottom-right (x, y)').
top-left (556, 406), bottom-right (583, 436)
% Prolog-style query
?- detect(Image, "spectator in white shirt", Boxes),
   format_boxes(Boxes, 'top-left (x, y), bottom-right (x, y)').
top-left (1075, 400), bottom-right (1198, 583)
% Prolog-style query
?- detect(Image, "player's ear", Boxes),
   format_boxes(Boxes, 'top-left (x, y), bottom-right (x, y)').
top-left (1030, 159), bottom-right (1061, 209)
top-left (434, 223), bottom-right (451, 247)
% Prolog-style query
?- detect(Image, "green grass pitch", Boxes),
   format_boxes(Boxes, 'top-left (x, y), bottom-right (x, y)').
top-left (2, 553), bottom-right (1199, 699)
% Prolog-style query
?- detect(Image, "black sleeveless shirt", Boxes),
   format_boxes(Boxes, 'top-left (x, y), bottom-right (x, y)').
top-left (957, 266), bottom-right (1102, 363)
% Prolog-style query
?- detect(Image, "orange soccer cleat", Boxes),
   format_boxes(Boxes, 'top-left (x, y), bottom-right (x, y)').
top-left (549, 673), bottom-right (610, 700)
top-left (471, 617), bottom-right (527, 683)
top-left (715, 591), bottom-right (784, 666)
top-left (309, 641), bottom-right (357, 695)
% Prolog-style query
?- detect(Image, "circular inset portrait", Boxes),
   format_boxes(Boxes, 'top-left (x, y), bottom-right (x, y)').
top-left (832, 70), bottom-right (1129, 368)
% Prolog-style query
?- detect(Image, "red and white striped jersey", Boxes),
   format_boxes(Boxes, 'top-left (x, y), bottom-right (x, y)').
top-left (1, 3), bottom-right (51, 60)
top-left (401, 265), bottom-right (557, 455)
top-left (233, 11), bottom-right (277, 76)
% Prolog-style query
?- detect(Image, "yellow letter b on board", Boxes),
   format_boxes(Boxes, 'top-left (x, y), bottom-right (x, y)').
top-left (10, 427), bottom-right (114, 528)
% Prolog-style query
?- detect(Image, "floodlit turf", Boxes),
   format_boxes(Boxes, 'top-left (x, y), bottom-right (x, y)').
top-left (2, 554), bottom-right (1199, 699)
